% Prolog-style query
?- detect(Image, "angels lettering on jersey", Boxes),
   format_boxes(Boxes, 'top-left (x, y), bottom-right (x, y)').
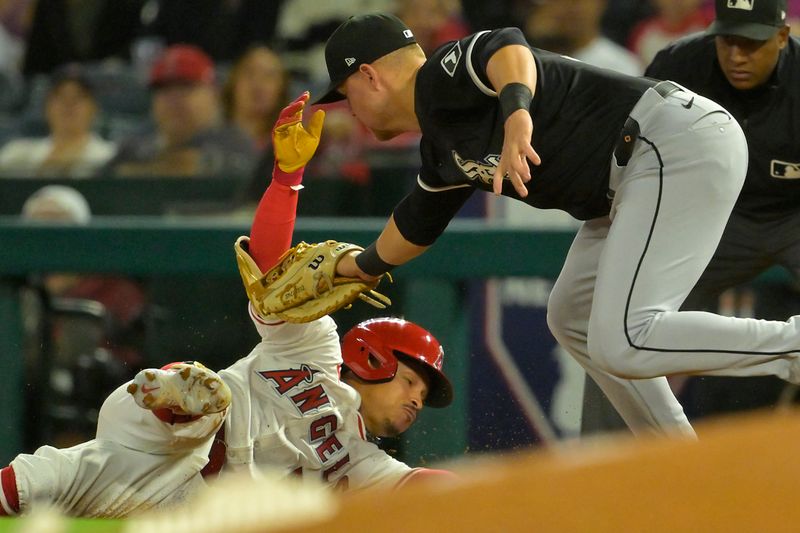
top-left (258, 364), bottom-right (352, 485)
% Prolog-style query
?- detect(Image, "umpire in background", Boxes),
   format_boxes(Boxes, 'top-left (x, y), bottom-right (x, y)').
top-left (647, 0), bottom-right (798, 308)
top-left (583, 0), bottom-right (799, 430)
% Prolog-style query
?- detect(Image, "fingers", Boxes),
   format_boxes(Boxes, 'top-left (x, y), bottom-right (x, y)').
top-left (494, 152), bottom-right (534, 197)
top-left (307, 109), bottom-right (326, 141)
top-left (492, 166), bottom-right (504, 195)
top-left (275, 92), bottom-right (310, 127)
top-left (525, 144), bottom-right (541, 166)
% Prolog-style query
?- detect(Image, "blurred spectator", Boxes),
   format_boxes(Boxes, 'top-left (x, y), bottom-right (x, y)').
top-left (22, 0), bottom-right (145, 76)
top-left (21, 185), bottom-right (145, 447)
top-left (628, 0), bottom-right (713, 65)
top-left (222, 46), bottom-right (289, 150)
top-left (274, 0), bottom-right (394, 89)
top-left (21, 184), bottom-right (91, 223)
top-left (138, 0), bottom-right (284, 62)
top-left (106, 44), bottom-right (257, 178)
top-left (395, 0), bottom-right (470, 54)
top-left (0, 64), bottom-right (117, 178)
top-left (791, 0), bottom-right (800, 35)
top-left (600, 0), bottom-right (655, 46)
top-left (523, 0), bottom-right (643, 75)
top-left (0, 0), bottom-right (33, 76)
top-left (460, 0), bottom-right (522, 31)
top-left (306, 104), bottom-right (372, 184)
top-left (21, 185), bottom-right (146, 369)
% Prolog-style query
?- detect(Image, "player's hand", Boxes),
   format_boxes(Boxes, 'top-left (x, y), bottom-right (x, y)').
top-left (493, 109), bottom-right (540, 197)
top-left (336, 251), bottom-right (379, 281)
top-left (273, 92), bottom-right (326, 173)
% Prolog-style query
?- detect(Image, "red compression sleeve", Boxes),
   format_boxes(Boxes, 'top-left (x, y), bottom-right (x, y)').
top-left (0, 466), bottom-right (19, 515)
top-left (249, 180), bottom-right (299, 271)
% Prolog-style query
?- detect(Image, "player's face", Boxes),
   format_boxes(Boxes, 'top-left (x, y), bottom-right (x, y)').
top-left (714, 27), bottom-right (789, 90)
top-left (354, 360), bottom-right (430, 438)
top-left (339, 74), bottom-right (402, 141)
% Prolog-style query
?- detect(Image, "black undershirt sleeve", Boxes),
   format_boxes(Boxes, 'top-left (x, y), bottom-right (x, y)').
top-left (392, 182), bottom-right (475, 246)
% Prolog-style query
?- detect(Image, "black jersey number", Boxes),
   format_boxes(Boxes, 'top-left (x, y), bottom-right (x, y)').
top-left (308, 255), bottom-right (325, 270)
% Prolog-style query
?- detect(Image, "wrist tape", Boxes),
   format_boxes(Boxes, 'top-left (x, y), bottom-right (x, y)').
top-left (499, 83), bottom-right (533, 122)
top-left (355, 242), bottom-right (397, 277)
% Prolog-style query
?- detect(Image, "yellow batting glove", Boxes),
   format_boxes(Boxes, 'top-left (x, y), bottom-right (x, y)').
top-left (273, 92), bottom-right (326, 173)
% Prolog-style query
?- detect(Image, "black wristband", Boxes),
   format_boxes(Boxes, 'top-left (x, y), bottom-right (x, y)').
top-left (498, 82), bottom-right (533, 122)
top-left (355, 242), bottom-right (397, 277)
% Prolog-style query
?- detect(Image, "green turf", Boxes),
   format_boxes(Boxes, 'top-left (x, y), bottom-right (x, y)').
top-left (0, 517), bottom-right (124, 532)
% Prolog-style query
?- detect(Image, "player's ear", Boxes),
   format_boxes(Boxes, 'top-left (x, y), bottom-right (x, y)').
top-left (778, 26), bottom-right (790, 49)
top-left (359, 64), bottom-right (380, 90)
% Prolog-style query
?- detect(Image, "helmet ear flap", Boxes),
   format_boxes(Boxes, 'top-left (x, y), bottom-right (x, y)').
top-left (341, 329), bottom-right (398, 382)
top-left (341, 318), bottom-right (452, 407)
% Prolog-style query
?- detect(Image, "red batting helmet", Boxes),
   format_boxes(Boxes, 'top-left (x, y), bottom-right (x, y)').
top-left (341, 318), bottom-right (453, 408)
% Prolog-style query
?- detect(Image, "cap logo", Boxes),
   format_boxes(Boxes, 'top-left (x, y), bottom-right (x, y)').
top-left (727, 0), bottom-right (754, 10)
top-left (771, 159), bottom-right (800, 179)
top-left (345, 57), bottom-right (356, 67)
top-left (403, 29), bottom-right (413, 38)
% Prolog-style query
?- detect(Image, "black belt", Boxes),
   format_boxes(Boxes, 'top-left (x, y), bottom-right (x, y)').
top-left (613, 81), bottom-right (684, 167)
top-left (652, 80), bottom-right (683, 99)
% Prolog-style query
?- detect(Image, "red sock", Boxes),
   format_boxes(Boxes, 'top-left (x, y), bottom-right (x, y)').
top-left (249, 180), bottom-right (299, 271)
top-left (0, 466), bottom-right (19, 516)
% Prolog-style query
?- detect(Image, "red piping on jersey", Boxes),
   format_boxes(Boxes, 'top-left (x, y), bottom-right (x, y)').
top-left (248, 302), bottom-right (285, 327)
top-left (0, 466), bottom-right (19, 515)
top-left (201, 426), bottom-right (227, 478)
top-left (356, 413), bottom-right (366, 440)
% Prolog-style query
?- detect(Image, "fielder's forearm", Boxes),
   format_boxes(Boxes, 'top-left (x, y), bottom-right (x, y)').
top-left (485, 44), bottom-right (537, 98)
top-left (353, 215), bottom-right (428, 278)
top-left (376, 215), bottom-right (429, 266)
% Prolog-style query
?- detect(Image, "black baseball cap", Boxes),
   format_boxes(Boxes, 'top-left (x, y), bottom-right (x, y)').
top-left (707, 0), bottom-right (788, 40)
top-left (313, 13), bottom-right (417, 105)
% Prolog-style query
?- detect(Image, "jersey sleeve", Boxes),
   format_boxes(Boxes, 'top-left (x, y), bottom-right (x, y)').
top-left (468, 27), bottom-right (532, 92)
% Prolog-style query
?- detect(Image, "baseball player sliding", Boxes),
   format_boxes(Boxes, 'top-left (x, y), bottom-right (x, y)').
top-left (0, 93), bottom-right (454, 518)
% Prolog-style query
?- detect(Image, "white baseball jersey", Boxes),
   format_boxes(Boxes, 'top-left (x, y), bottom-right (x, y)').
top-left (10, 388), bottom-right (224, 517)
top-left (218, 304), bottom-right (414, 489)
top-left (8, 305), bottom-right (415, 516)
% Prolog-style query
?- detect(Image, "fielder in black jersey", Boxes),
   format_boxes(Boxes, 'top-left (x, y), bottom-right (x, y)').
top-left (314, 13), bottom-right (800, 438)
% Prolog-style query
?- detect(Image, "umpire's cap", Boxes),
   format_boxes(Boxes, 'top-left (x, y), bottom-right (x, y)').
top-left (707, 0), bottom-right (788, 41)
top-left (313, 13), bottom-right (416, 105)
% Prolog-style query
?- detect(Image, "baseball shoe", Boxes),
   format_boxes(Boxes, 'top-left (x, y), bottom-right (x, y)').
top-left (127, 362), bottom-right (231, 415)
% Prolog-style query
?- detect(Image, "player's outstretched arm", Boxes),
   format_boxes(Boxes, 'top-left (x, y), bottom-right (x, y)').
top-left (336, 215), bottom-right (428, 280)
top-left (248, 92), bottom-right (325, 271)
top-left (486, 44), bottom-right (541, 198)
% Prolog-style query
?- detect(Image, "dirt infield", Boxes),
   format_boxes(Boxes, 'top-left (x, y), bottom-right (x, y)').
top-left (280, 409), bottom-right (800, 533)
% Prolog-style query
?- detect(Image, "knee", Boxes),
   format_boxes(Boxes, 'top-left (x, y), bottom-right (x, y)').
top-left (546, 291), bottom-right (575, 345)
top-left (586, 324), bottom-right (653, 379)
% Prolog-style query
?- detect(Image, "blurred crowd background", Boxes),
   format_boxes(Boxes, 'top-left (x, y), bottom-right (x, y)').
top-left (3, 0), bottom-right (800, 455)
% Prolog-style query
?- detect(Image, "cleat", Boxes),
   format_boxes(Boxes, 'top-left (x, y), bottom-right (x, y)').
top-left (128, 362), bottom-right (231, 416)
